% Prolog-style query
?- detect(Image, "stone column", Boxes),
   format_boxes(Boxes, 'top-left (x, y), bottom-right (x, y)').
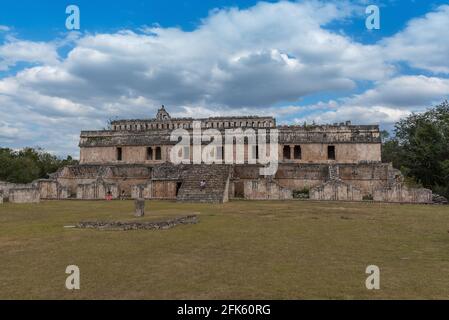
top-left (134, 199), bottom-right (145, 217)
top-left (290, 145), bottom-right (295, 160)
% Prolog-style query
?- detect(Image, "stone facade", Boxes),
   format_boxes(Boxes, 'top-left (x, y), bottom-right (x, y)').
top-left (32, 106), bottom-right (432, 203)
top-left (0, 181), bottom-right (34, 198)
top-left (374, 183), bottom-right (432, 203)
top-left (0, 181), bottom-right (42, 203)
top-left (131, 180), bottom-right (178, 200)
top-left (76, 179), bottom-right (119, 200)
top-left (37, 180), bottom-right (69, 200)
top-left (309, 179), bottom-right (363, 201)
top-left (9, 188), bottom-right (40, 203)
top-left (244, 178), bottom-right (293, 200)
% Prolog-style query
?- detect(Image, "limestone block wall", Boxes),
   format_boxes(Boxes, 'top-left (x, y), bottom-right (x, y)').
top-left (152, 181), bottom-right (177, 199)
top-left (131, 180), bottom-right (177, 199)
top-left (272, 163), bottom-right (400, 197)
top-left (9, 188), bottom-right (40, 203)
top-left (45, 161), bottom-right (433, 204)
top-left (60, 187), bottom-right (69, 199)
top-left (76, 180), bottom-right (119, 200)
top-left (274, 164), bottom-right (328, 190)
top-left (244, 179), bottom-right (293, 200)
top-left (80, 147), bottom-right (117, 164)
top-left (38, 180), bottom-right (69, 200)
top-left (338, 163), bottom-right (397, 196)
top-left (373, 184), bottom-right (432, 203)
top-left (55, 165), bottom-right (152, 197)
top-left (0, 181), bottom-right (34, 198)
top-left (81, 143), bottom-right (381, 165)
top-left (131, 181), bottom-right (153, 199)
top-left (279, 143), bottom-right (381, 164)
top-left (309, 180), bottom-right (363, 201)
top-left (232, 163), bottom-right (393, 198)
top-left (335, 143), bottom-right (381, 163)
top-left (39, 180), bottom-right (58, 199)
top-left (80, 146), bottom-right (169, 164)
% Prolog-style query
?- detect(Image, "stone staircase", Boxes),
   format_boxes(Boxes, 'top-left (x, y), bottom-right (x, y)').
top-left (177, 164), bottom-right (231, 203)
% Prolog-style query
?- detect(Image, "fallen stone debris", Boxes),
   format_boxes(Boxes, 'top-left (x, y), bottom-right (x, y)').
top-left (432, 194), bottom-right (448, 205)
top-left (76, 215), bottom-right (198, 231)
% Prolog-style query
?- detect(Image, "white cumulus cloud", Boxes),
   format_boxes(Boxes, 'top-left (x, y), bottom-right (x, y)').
top-left (0, 1), bottom-right (448, 156)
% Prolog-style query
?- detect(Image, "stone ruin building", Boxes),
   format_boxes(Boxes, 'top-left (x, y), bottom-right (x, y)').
top-left (0, 106), bottom-right (433, 204)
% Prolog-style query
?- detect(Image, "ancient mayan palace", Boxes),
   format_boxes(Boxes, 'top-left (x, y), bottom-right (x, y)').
top-left (1, 106), bottom-right (433, 204)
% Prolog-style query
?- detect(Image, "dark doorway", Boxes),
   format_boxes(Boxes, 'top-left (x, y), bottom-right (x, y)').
top-left (328, 145), bottom-right (336, 160)
top-left (117, 147), bottom-right (122, 161)
top-left (283, 145), bottom-right (291, 160)
top-left (155, 147), bottom-right (162, 160)
top-left (176, 182), bottom-right (182, 196)
top-left (147, 147), bottom-right (153, 160)
top-left (234, 181), bottom-right (244, 198)
top-left (294, 145), bottom-right (302, 159)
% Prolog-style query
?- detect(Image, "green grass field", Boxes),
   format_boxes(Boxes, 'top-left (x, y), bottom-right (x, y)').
top-left (1, 200), bottom-right (449, 299)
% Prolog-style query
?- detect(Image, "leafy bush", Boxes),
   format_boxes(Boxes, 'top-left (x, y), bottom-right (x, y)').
top-left (382, 100), bottom-right (449, 198)
top-left (293, 187), bottom-right (310, 199)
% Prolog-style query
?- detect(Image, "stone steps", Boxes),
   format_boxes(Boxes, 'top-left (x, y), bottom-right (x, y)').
top-left (177, 164), bottom-right (231, 203)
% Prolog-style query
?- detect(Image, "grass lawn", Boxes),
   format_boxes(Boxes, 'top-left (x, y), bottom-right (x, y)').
top-left (0, 200), bottom-right (448, 299)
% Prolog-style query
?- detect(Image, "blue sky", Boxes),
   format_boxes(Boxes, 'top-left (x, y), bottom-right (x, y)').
top-left (1, 0), bottom-right (449, 157)
top-left (1, 1), bottom-right (445, 41)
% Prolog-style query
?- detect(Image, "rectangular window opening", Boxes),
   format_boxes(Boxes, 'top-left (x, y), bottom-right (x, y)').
top-left (328, 145), bottom-right (336, 160)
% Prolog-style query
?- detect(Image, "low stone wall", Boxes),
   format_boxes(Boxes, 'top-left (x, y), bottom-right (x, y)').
top-left (37, 180), bottom-right (70, 199)
top-left (374, 183), bottom-right (432, 203)
top-left (0, 181), bottom-right (34, 198)
top-left (76, 179), bottom-right (119, 200)
top-left (76, 215), bottom-right (198, 231)
top-left (131, 180), bottom-right (178, 200)
top-left (244, 179), bottom-right (292, 200)
top-left (310, 179), bottom-right (363, 201)
top-left (131, 181), bottom-right (153, 199)
top-left (9, 188), bottom-right (40, 203)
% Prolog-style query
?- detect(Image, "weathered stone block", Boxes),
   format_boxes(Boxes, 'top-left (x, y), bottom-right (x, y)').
top-left (76, 179), bottom-right (118, 200)
top-left (310, 179), bottom-right (362, 201)
top-left (244, 178), bottom-right (293, 200)
top-left (373, 183), bottom-right (432, 203)
top-left (9, 188), bottom-right (40, 203)
top-left (134, 199), bottom-right (145, 217)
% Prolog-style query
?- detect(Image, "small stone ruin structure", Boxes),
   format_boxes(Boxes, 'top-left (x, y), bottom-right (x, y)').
top-left (8, 188), bottom-right (40, 203)
top-left (0, 181), bottom-right (41, 204)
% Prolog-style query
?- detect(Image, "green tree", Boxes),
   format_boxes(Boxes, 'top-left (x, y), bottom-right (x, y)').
top-left (0, 147), bottom-right (78, 184)
top-left (383, 100), bottom-right (449, 197)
